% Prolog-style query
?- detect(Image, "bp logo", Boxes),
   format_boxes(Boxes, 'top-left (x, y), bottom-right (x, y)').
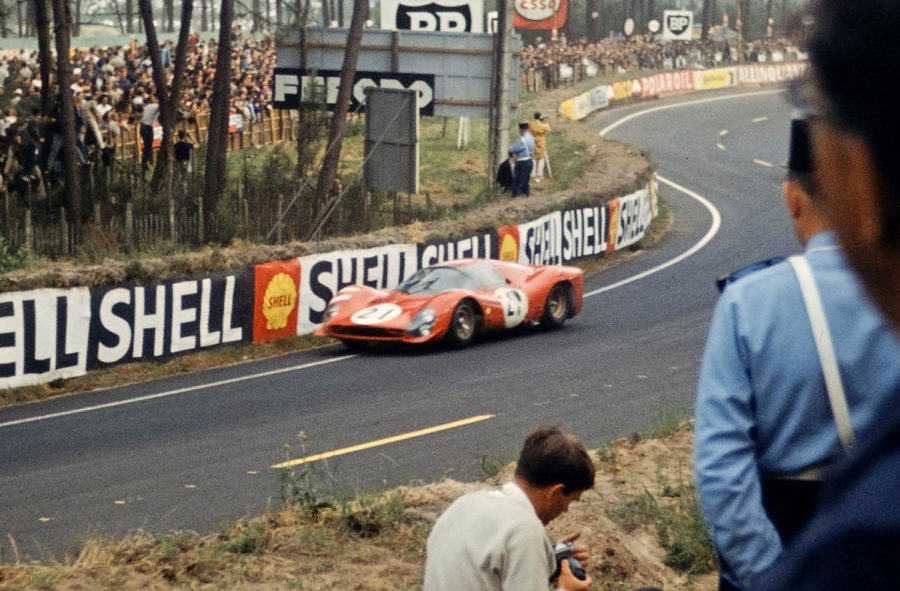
top-left (262, 272), bottom-right (297, 330)
top-left (663, 10), bottom-right (693, 39)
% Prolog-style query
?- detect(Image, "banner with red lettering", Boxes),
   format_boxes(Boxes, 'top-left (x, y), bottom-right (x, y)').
top-left (514, 0), bottom-right (567, 30)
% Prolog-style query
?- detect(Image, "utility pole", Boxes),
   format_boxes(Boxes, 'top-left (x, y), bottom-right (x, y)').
top-left (488, 0), bottom-right (513, 187)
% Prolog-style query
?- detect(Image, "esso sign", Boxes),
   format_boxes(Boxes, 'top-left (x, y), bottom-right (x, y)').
top-left (516, 0), bottom-right (558, 22)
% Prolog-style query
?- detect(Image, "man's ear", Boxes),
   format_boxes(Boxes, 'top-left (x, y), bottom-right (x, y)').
top-left (782, 180), bottom-right (803, 220)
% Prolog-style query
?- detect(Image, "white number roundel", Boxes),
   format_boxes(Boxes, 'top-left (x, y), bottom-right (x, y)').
top-left (515, 0), bottom-right (558, 21)
top-left (351, 303), bottom-right (403, 325)
top-left (494, 288), bottom-right (529, 328)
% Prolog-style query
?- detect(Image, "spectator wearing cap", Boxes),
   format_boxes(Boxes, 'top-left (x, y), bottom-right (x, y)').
top-left (693, 116), bottom-right (900, 591)
top-left (507, 121), bottom-right (535, 197)
top-left (530, 111), bottom-right (551, 183)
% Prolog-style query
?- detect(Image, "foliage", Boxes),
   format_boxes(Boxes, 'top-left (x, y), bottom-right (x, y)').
top-left (0, 235), bottom-right (26, 272)
top-left (278, 431), bottom-right (337, 521)
top-left (221, 524), bottom-right (269, 555)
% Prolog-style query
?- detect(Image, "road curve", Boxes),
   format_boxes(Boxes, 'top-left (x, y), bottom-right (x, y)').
top-left (0, 88), bottom-right (799, 561)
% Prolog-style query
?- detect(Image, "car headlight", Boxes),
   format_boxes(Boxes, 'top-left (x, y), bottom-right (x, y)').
top-left (407, 308), bottom-right (436, 337)
top-left (323, 303), bottom-right (340, 323)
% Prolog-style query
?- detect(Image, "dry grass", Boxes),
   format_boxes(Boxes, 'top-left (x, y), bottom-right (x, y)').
top-left (0, 426), bottom-right (715, 591)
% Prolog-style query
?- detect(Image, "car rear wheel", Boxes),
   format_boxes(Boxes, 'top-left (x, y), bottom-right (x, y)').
top-left (542, 283), bottom-right (571, 330)
top-left (446, 301), bottom-right (478, 348)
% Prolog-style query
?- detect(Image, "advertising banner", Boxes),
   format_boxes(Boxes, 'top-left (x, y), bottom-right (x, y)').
top-left (88, 271), bottom-right (253, 370)
top-left (253, 259), bottom-right (301, 343)
top-left (610, 80), bottom-right (634, 102)
top-left (514, 0), bottom-right (568, 30)
top-left (693, 67), bottom-right (736, 90)
top-left (0, 288), bottom-right (92, 388)
top-left (417, 232), bottom-right (495, 268)
top-left (272, 68), bottom-right (436, 115)
top-left (613, 188), bottom-right (654, 250)
top-left (297, 244), bottom-right (419, 334)
top-left (636, 70), bottom-right (695, 98)
top-left (736, 62), bottom-right (807, 85)
top-left (381, 0), bottom-right (484, 32)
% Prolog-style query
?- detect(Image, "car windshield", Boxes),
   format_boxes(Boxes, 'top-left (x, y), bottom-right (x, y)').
top-left (396, 266), bottom-right (479, 295)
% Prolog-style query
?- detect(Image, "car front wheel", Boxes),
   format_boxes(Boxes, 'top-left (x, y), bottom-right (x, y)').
top-left (446, 300), bottom-right (478, 348)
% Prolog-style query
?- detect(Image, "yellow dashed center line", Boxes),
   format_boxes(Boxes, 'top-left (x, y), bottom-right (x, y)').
top-left (271, 414), bottom-right (496, 469)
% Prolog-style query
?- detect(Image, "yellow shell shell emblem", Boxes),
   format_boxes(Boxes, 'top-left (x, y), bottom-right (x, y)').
top-left (262, 272), bottom-right (297, 330)
top-left (499, 234), bottom-right (518, 262)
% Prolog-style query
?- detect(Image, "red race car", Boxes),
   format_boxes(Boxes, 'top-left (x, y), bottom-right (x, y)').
top-left (315, 259), bottom-right (584, 349)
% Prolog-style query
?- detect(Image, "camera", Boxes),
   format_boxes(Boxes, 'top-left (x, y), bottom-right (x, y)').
top-left (551, 541), bottom-right (586, 581)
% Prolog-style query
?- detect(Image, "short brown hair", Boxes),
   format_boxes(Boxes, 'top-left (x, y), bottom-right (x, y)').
top-left (515, 426), bottom-right (595, 493)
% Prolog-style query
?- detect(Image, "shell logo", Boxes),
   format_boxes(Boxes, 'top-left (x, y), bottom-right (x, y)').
top-left (262, 272), bottom-right (297, 330)
top-left (498, 225), bottom-right (520, 263)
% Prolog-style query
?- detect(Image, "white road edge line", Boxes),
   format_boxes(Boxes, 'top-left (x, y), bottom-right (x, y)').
top-left (599, 89), bottom-right (784, 137)
top-left (585, 176), bottom-right (721, 298)
top-left (585, 90), bottom-right (754, 297)
top-left (0, 355), bottom-right (357, 429)
top-left (752, 116), bottom-right (769, 123)
top-left (4, 90), bottom-right (769, 428)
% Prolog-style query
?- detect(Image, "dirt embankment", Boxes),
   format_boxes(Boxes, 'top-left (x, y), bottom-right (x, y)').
top-left (0, 428), bottom-right (716, 590)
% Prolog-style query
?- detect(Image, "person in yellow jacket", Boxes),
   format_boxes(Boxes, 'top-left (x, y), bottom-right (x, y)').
top-left (530, 112), bottom-right (551, 183)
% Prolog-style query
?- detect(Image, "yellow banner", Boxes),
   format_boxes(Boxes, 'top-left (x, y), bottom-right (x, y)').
top-left (693, 67), bottom-right (736, 90)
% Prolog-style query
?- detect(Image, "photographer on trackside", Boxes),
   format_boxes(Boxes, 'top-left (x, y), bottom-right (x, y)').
top-left (424, 425), bottom-right (594, 591)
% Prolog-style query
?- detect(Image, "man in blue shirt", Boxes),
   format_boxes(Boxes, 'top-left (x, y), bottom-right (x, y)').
top-left (508, 122), bottom-right (535, 197)
top-left (755, 0), bottom-right (900, 587)
top-left (694, 117), bottom-right (900, 590)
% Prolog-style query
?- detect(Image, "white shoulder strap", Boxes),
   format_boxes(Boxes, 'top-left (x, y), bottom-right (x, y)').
top-left (788, 255), bottom-right (856, 450)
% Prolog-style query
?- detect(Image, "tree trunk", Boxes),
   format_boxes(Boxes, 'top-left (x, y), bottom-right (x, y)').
top-left (337, 0), bottom-right (343, 27)
top-left (165, 0), bottom-right (174, 31)
top-left (25, 0), bottom-right (35, 35)
top-left (586, 0), bottom-right (597, 41)
top-left (275, 0), bottom-right (282, 28)
top-left (252, 0), bottom-right (260, 31)
top-left (50, 0), bottom-right (81, 229)
top-left (766, 0), bottom-right (774, 36)
top-left (201, 0), bottom-right (208, 30)
top-left (321, 0), bottom-right (329, 27)
top-left (312, 0), bottom-right (366, 217)
top-left (700, 0), bottom-right (711, 40)
top-left (740, 0), bottom-right (751, 39)
top-left (126, 0), bottom-right (133, 32)
top-left (73, 0), bottom-right (80, 36)
top-left (203, 0), bottom-right (234, 242)
top-left (646, 0), bottom-right (654, 31)
top-left (35, 0), bottom-right (53, 115)
top-left (141, 0), bottom-right (194, 193)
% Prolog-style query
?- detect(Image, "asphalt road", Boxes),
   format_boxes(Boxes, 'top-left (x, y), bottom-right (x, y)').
top-left (0, 88), bottom-right (799, 562)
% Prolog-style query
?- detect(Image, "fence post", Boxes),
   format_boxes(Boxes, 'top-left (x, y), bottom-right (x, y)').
top-left (94, 202), bottom-right (101, 224)
top-left (276, 193), bottom-right (284, 243)
top-left (24, 208), bottom-right (33, 252)
top-left (60, 206), bottom-right (69, 255)
top-left (125, 201), bottom-right (134, 249)
top-left (168, 196), bottom-right (176, 242)
top-left (197, 195), bottom-right (204, 243)
top-left (3, 190), bottom-right (9, 239)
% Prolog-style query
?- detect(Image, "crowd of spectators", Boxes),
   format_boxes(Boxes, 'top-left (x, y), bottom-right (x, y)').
top-left (521, 34), bottom-right (799, 87)
top-left (0, 27), bottom-right (800, 204)
top-left (0, 25), bottom-right (275, 204)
